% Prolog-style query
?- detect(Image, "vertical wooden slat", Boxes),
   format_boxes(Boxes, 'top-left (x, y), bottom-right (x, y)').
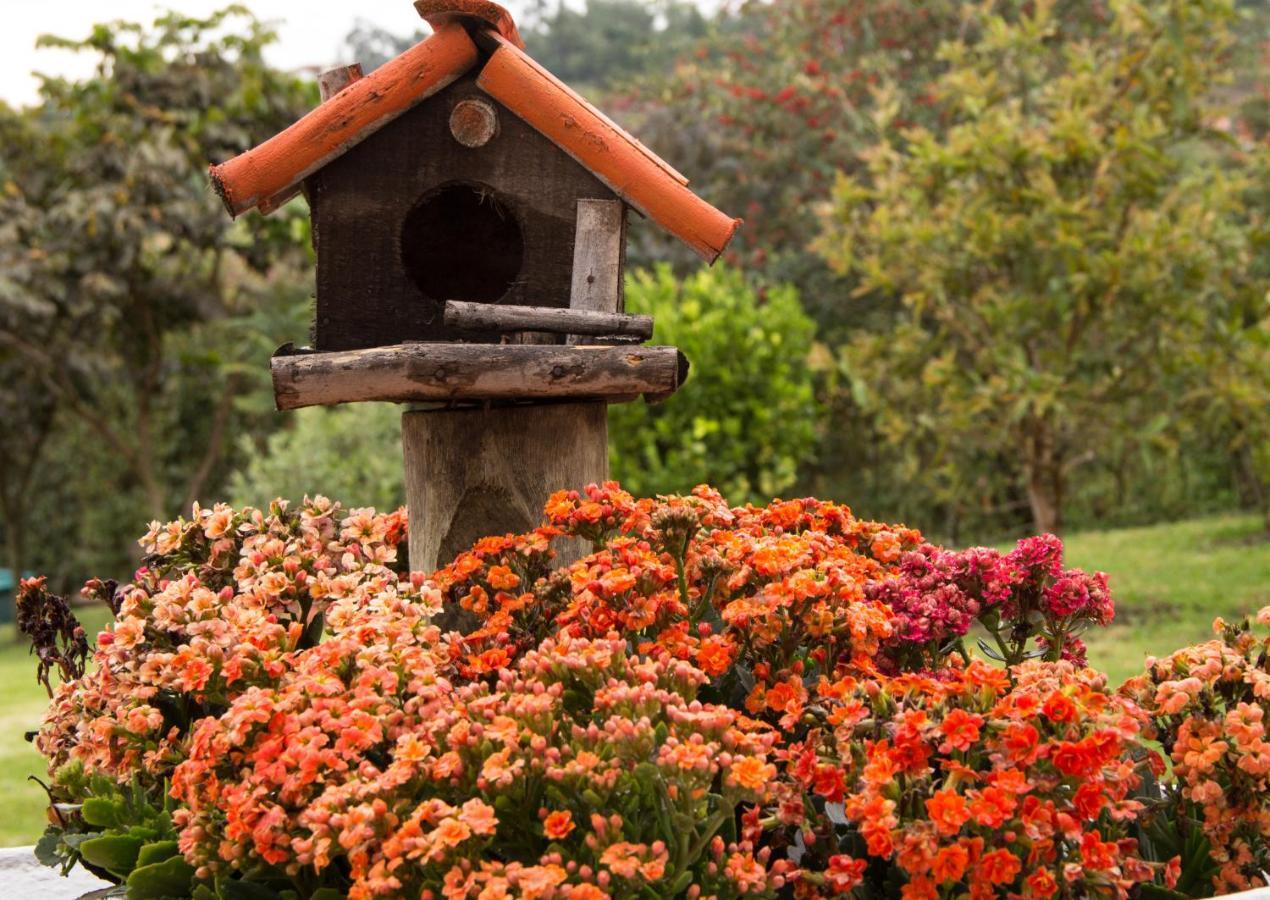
top-left (568, 199), bottom-right (627, 332)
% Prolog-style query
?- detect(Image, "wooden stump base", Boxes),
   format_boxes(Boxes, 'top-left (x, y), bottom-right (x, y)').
top-left (402, 402), bottom-right (607, 580)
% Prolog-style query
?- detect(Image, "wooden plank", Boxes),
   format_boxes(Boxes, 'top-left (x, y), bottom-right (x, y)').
top-left (310, 74), bottom-right (625, 351)
top-left (402, 403), bottom-right (604, 589)
top-left (271, 343), bottom-right (686, 410)
top-left (444, 300), bottom-right (651, 340)
top-left (318, 63), bottom-right (364, 101)
top-left (568, 199), bottom-right (626, 331)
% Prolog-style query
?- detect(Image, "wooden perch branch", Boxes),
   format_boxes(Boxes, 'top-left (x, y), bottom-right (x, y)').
top-left (272, 343), bottom-right (687, 410)
top-left (443, 301), bottom-right (653, 340)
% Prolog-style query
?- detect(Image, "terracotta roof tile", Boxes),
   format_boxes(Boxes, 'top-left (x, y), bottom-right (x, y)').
top-left (414, 0), bottom-right (524, 49)
top-left (208, 2), bottom-right (740, 261)
top-left (476, 33), bottom-right (739, 262)
top-left (209, 22), bottom-right (478, 217)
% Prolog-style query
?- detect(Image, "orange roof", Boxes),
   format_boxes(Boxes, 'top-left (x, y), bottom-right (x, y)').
top-left (208, 1), bottom-right (740, 262)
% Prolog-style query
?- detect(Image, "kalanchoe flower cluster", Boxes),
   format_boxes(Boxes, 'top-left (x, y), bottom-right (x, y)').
top-left (1121, 608), bottom-right (1270, 893)
top-left (866, 535), bottom-right (1113, 671)
top-left (23, 483), bottom-right (1268, 898)
top-left (35, 497), bottom-right (414, 784)
top-left (780, 659), bottom-right (1167, 898)
top-left (174, 632), bottom-right (793, 898)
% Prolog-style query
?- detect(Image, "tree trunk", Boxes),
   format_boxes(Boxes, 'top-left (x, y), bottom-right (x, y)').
top-left (1022, 418), bottom-right (1065, 535)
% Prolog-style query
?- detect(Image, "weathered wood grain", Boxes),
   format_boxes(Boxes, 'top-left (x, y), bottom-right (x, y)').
top-left (271, 343), bottom-right (686, 410)
top-left (568, 199), bottom-right (626, 332)
top-left (309, 73), bottom-right (626, 351)
top-left (318, 63), bottom-right (364, 101)
top-left (443, 300), bottom-right (651, 340)
top-left (402, 403), bottom-right (605, 594)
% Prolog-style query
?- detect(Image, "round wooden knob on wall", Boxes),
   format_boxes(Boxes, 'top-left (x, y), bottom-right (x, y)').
top-left (449, 98), bottom-right (499, 148)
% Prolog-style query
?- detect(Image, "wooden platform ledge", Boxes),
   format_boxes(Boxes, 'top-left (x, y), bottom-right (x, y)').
top-left (272, 343), bottom-right (688, 410)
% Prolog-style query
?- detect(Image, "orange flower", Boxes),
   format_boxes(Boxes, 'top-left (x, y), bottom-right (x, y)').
top-left (926, 789), bottom-right (970, 836)
top-left (486, 565), bottom-right (520, 591)
top-left (931, 842), bottom-right (970, 883)
top-left (1002, 722), bottom-right (1040, 763)
top-left (730, 756), bottom-right (777, 792)
top-left (977, 848), bottom-right (1022, 885)
top-left (968, 786), bottom-right (1016, 828)
top-left (543, 810), bottom-right (575, 840)
top-left (1072, 782), bottom-right (1105, 820)
top-left (695, 636), bottom-right (735, 676)
top-left (1025, 867), bottom-right (1058, 897)
top-left (939, 709), bottom-right (984, 753)
top-left (433, 817), bottom-right (472, 849)
top-left (1042, 691), bottom-right (1077, 724)
top-left (764, 679), bottom-right (804, 715)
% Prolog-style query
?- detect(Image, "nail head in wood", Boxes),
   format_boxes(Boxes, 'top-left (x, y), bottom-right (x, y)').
top-left (449, 98), bottom-right (499, 147)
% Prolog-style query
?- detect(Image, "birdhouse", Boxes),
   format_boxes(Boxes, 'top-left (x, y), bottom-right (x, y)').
top-left (209, 0), bottom-right (740, 574)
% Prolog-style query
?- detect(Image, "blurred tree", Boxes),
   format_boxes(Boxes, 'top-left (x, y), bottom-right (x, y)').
top-left (614, 0), bottom-right (965, 328)
top-left (344, 0), bottom-right (705, 93)
top-left (815, 0), bottom-right (1265, 534)
top-left (229, 404), bottom-right (405, 512)
top-left (609, 265), bottom-right (819, 503)
top-left (522, 0), bottom-right (706, 94)
top-left (0, 7), bottom-right (314, 576)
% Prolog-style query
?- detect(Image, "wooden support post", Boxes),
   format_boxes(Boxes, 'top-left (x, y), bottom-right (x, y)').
top-left (402, 403), bottom-right (606, 575)
top-left (402, 199), bottom-right (627, 601)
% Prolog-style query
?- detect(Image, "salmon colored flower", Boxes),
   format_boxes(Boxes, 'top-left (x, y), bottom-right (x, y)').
top-left (543, 810), bottom-right (575, 840)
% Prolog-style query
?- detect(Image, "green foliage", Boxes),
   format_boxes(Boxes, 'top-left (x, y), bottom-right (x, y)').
top-left (521, 0), bottom-right (707, 94)
top-left (609, 265), bottom-right (819, 503)
top-left (815, 0), bottom-right (1267, 534)
top-left (229, 404), bottom-right (405, 512)
top-left (0, 7), bottom-right (314, 582)
top-left (35, 764), bottom-right (190, 895)
top-left (619, 0), bottom-right (965, 324)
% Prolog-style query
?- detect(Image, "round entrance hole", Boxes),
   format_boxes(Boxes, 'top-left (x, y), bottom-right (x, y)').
top-left (401, 183), bottom-right (524, 304)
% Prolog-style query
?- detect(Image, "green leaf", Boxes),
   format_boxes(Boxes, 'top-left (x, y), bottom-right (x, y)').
top-left (217, 880), bottom-right (284, 900)
top-left (79, 834), bottom-right (144, 877)
top-left (34, 828), bottom-right (64, 867)
top-left (1137, 887), bottom-right (1188, 900)
top-left (81, 796), bottom-right (125, 828)
top-left (125, 854), bottom-right (196, 899)
top-left (135, 841), bottom-right (180, 867)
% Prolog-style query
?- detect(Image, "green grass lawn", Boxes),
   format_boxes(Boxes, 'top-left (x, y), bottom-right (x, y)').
top-left (1060, 512), bottom-right (1268, 684)
top-left (0, 512), bottom-right (1264, 848)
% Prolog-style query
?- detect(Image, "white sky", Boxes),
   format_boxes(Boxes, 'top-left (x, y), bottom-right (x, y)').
top-left (0, 0), bottom-right (482, 108)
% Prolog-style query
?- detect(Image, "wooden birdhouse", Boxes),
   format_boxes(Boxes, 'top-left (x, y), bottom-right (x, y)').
top-left (209, 0), bottom-right (740, 574)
